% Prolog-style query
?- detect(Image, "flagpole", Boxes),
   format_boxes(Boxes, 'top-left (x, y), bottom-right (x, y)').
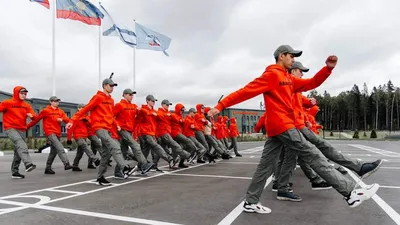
top-left (52, 0), bottom-right (56, 96)
top-left (133, 19), bottom-right (136, 101)
top-left (98, 0), bottom-right (102, 90)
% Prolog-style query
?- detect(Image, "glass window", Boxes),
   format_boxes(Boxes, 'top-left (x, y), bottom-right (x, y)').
top-left (61, 126), bottom-right (66, 133)
top-left (35, 125), bottom-right (40, 135)
top-left (0, 122), bottom-right (3, 133)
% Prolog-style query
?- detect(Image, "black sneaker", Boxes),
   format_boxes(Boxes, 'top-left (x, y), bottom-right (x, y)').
top-left (96, 176), bottom-right (112, 186)
top-left (358, 159), bottom-right (383, 179)
top-left (64, 163), bottom-right (73, 170)
top-left (122, 165), bottom-right (137, 178)
top-left (72, 166), bottom-right (82, 172)
top-left (235, 154), bottom-right (242, 157)
top-left (87, 164), bottom-right (96, 169)
top-left (197, 159), bottom-right (206, 164)
top-left (140, 162), bottom-right (153, 174)
top-left (277, 192), bottom-right (302, 202)
top-left (173, 155), bottom-right (181, 167)
top-left (25, 164), bottom-right (36, 172)
top-left (44, 168), bottom-right (55, 174)
top-left (94, 158), bottom-right (100, 167)
top-left (12, 173), bottom-right (25, 179)
top-left (312, 182), bottom-right (332, 190)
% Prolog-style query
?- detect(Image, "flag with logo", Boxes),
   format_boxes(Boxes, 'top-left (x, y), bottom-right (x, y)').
top-left (135, 22), bottom-right (171, 56)
top-left (56, 0), bottom-right (104, 26)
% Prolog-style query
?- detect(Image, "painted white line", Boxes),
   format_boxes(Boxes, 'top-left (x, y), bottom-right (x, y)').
top-left (347, 170), bottom-right (400, 224)
top-left (218, 162), bottom-right (259, 165)
top-left (347, 154), bottom-right (352, 156)
top-left (217, 176), bottom-right (273, 225)
top-left (349, 144), bottom-right (400, 158)
top-left (250, 156), bottom-right (255, 158)
top-left (168, 173), bottom-right (252, 180)
top-left (381, 167), bottom-right (400, 169)
top-left (46, 189), bottom-right (83, 194)
top-left (357, 159), bottom-right (362, 161)
top-left (367, 154), bottom-right (372, 156)
top-left (380, 186), bottom-right (400, 189)
top-left (0, 199), bottom-right (182, 225)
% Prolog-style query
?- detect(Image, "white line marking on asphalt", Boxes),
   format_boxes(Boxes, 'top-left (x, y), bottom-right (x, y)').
top-left (168, 173), bottom-right (252, 180)
top-left (348, 144), bottom-right (400, 157)
top-left (0, 199), bottom-right (182, 225)
top-left (381, 167), bottom-right (400, 169)
top-left (217, 176), bottom-right (272, 225)
top-left (46, 189), bottom-right (83, 195)
top-left (380, 186), bottom-right (400, 189)
top-left (218, 162), bottom-right (259, 165)
top-left (347, 170), bottom-right (400, 224)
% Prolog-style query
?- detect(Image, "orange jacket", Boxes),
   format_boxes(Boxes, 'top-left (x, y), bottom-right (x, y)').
top-left (71, 91), bottom-right (118, 133)
top-left (137, 104), bottom-right (158, 136)
top-left (183, 115), bottom-right (196, 137)
top-left (114, 99), bottom-right (139, 132)
top-left (223, 116), bottom-right (229, 138)
top-left (156, 107), bottom-right (172, 137)
top-left (215, 64), bottom-right (332, 137)
top-left (215, 116), bottom-right (225, 140)
top-left (171, 104), bottom-right (185, 138)
top-left (229, 117), bottom-right (240, 138)
top-left (194, 104), bottom-right (208, 132)
top-left (254, 113), bottom-right (266, 133)
top-left (307, 106), bottom-right (321, 134)
top-left (28, 105), bottom-right (70, 137)
top-left (0, 86), bottom-right (37, 131)
top-left (67, 115), bottom-right (89, 140)
top-left (293, 94), bottom-right (315, 129)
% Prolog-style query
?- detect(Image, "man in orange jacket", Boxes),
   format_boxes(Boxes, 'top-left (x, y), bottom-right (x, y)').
top-left (66, 77), bottom-right (137, 186)
top-left (183, 108), bottom-right (207, 163)
top-left (155, 99), bottom-right (191, 168)
top-left (208, 45), bottom-right (379, 213)
top-left (194, 104), bottom-right (210, 153)
top-left (28, 96), bottom-right (72, 174)
top-left (228, 117), bottom-right (241, 157)
top-left (222, 116), bottom-right (230, 149)
top-left (0, 86), bottom-right (37, 178)
top-left (137, 95), bottom-right (175, 171)
top-left (113, 89), bottom-right (153, 179)
top-left (171, 103), bottom-right (204, 164)
top-left (67, 104), bottom-right (100, 171)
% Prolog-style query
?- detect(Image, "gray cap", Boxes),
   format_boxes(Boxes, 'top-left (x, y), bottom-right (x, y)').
top-left (77, 104), bottom-right (85, 108)
top-left (146, 94), bottom-right (157, 101)
top-left (49, 96), bottom-right (60, 102)
top-left (273, 45), bottom-right (302, 58)
top-left (291, 61), bottom-right (309, 72)
top-left (19, 88), bottom-right (28, 93)
top-left (102, 78), bottom-right (118, 87)
top-left (188, 108), bottom-right (196, 113)
top-left (123, 88), bottom-right (136, 95)
top-left (161, 99), bottom-right (172, 105)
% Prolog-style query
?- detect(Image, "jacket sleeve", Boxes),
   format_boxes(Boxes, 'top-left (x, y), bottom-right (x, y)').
top-left (292, 66), bottom-right (333, 93)
top-left (27, 108), bottom-right (47, 129)
top-left (0, 101), bottom-right (6, 112)
top-left (301, 96), bottom-right (314, 108)
top-left (215, 72), bottom-right (274, 111)
top-left (71, 95), bottom-right (101, 122)
top-left (62, 111), bottom-right (70, 124)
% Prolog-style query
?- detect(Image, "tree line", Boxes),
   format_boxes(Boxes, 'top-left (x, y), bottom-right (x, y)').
top-left (307, 80), bottom-right (399, 132)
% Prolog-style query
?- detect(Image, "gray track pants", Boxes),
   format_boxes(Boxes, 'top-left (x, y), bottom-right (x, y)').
top-left (96, 129), bottom-right (127, 179)
top-left (245, 128), bottom-right (355, 204)
top-left (140, 135), bottom-right (172, 165)
top-left (5, 129), bottom-right (33, 174)
top-left (46, 134), bottom-right (70, 169)
top-left (73, 138), bottom-right (97, 167)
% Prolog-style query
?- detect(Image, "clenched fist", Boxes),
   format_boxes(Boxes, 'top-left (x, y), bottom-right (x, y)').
top-left (325, 55), bottom-right (338, 69)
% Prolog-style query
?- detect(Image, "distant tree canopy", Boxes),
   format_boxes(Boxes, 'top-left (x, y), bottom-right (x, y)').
top-left (308, 80), bottom-right (399, 131)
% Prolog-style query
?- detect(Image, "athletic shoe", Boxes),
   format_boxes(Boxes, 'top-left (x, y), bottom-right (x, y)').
top-left (277, 192), bottom-right (302, 202)
top-left (96, 176), bottom-right (112, 186)
top-left (346, 183), bottom-right (379, 208)
top-left (358, 160), bottom-right (383, 179)
top-left (243, 201), bottom-right (271, 214)
top-left (312, 182), bottom-right (332, 190)
top-left (25, 164), bottom-right (36, 172)
top-left (12, 173), bottom-right (25, 179)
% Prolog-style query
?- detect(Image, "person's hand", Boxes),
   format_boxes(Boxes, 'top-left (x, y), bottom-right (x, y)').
top-left (117, 126), bottom-right (121, 131)
top-left (66, 123), bottom-right (73, 129)
top-left (27, 113), bottom-right (33, 118)
top-left (309, 98), bottom-right (317, 105)
top-left (326, 55), bottom-right (338, 69)
top-left (207, 108), bottom-right (220, 117)
top-left (57, 118), bottom-right (62, 122)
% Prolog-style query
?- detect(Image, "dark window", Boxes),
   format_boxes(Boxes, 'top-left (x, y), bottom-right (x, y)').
top-left (66, 112), bottom-right (71, 117)
top-left (35, 125), bottom-right (40, 135)
top-left (61, 126), bottom-right (66, 134)
top-left (0, 122), bottom-right (3, 133)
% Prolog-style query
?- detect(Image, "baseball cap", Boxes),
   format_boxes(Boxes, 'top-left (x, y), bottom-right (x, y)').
top-left (291, 61), bottom-right (309, 72)
top-left (49, 96), bottom-right (61, 102)
top-left (188, 108), bottom-right (196, 113)
top-left (19, 88), bottom-right (28, 93)
top-left (161, 99), bottom-right (172, 105)
top-left (102, 78), bottom-right (118, 87)
top-left (146, 94), bottom-right (157, 102)
top-left (123, 88), bottom-right (136, 95)
top-left (77, 104), bottom-right (85, 108)
top-left (273, 45), bottom-right (302, 58)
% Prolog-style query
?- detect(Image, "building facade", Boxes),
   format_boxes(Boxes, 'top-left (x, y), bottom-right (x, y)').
top-left (220, 108), bottom-right (265, 134)
top-left (0, 90), bottom-right (79, 138)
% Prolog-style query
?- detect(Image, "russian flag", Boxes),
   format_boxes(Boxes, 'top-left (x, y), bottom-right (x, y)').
top-left (30, 0), bottom-right (50, 9)
top-left (56, 0), bottom-right (104, 26)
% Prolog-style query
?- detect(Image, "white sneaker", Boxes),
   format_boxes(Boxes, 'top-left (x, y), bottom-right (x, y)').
top-left (346, 183), bottom-right (379, 208)
top-left (243, 201), bottom-right (271, 214)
